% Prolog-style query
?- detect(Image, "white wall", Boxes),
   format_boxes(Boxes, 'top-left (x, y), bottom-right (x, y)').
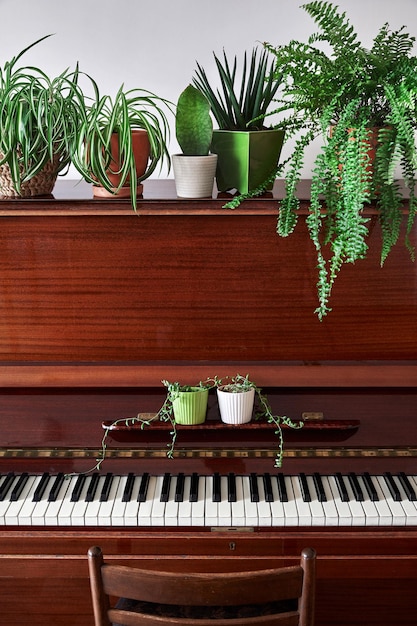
top-left (1, 0), bottom-right (417, 178)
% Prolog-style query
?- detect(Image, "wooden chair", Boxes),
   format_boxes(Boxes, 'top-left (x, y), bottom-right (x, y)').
top-left (88, 545), bottom-right (316, 626)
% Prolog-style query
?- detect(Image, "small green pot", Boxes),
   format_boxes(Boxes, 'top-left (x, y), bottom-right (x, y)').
top-left (211, 129), bottom-right (285, 194)
top-left (172, 387), bottom-right (209, 424)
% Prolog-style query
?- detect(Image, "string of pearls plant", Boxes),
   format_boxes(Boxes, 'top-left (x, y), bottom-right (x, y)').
top-left (73, 375), bottom-right (303, 476)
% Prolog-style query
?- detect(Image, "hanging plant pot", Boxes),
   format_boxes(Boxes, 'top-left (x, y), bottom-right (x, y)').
top-left (217, 385), bottom-right (255, 424)
top-left (172, 153), bottom-right (217, 198)
top-left (92, 129), bottom-right (150, 199)
top-left (172, 387), bottom-right (209, 424)
top-left (211, 129), bottom-right (285, 193)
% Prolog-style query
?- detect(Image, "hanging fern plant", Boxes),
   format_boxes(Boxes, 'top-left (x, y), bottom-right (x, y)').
top-left (228, 1), bottom-right (417, 318)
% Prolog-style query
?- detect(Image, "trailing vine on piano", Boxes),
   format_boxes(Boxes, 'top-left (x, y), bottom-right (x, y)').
top-left (66, 375), bottom-right (303, 477)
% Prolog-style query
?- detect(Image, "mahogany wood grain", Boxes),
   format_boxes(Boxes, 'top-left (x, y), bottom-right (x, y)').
top-left (0, 181), bottom-right (416, 626)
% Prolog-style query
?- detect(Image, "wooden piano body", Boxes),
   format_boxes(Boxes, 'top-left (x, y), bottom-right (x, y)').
top-left (0, 180), bottom-right (416, 626)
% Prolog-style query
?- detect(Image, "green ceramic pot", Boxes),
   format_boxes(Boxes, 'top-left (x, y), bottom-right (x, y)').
top-left (210, 129), bottom-right (285, 194)
top-left (172, 387), bottom-right (209, 424)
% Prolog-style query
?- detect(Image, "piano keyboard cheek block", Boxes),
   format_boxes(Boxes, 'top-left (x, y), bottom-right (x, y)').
top-left (0, 180), bottom-right (417, 626)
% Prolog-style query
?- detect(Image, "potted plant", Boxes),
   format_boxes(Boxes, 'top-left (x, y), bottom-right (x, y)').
top-left (74, 375), bottom-right (302, 476)
top-left (168, 380), bottom-right (209, 425)
top-left (193, 47), bottom-right (285, 194)
top-left (0, 34), bottom-right (87, 197)
top-left (216, 373), bottom-right (256, 424)
top-left (172, 84), bottom-right (217, 198)
top-left (259, 1), bottom-right (417, 319)
top-left (71, 83), bottom-right (172, 210)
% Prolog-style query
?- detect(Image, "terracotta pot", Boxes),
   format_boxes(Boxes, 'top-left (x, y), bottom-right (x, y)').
top-left (93, 129), bottom-right (150, 198)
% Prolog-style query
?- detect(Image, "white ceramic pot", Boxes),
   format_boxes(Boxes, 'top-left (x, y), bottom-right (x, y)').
top-left (172, 153), bottom-right (217, 198)
top-left (217, 386), bottom-right (255, 424)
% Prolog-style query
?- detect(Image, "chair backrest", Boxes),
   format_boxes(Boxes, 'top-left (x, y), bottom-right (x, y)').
top-left (88, 546), bottom-right (316, 626)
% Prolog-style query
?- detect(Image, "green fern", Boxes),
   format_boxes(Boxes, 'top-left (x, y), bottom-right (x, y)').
top-left (262, 1), bottom-right (417, 317)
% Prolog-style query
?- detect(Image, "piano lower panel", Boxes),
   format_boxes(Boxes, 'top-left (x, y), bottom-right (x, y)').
top-left (0, 528), bottom-right (416, 626)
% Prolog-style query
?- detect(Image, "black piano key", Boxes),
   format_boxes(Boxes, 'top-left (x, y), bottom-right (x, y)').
top-left (122, 473), bottom-right (135, 503)
top-left (160, 473), bottom-right (171, 502)
top-left (189, 473), bottom-right (199, 502)
top-left (86, 473), bottom-right (100, 502)
top-left (0, 472), bottom-right (15, 501)
top-left (362, 472), bottom-right (379, 502)
top-left (313, 473), bottom-right (327, 502)
top-left (398, 472), bottom-right (417, 501)
top-left (298, 473), bottom-right (311, 502)
top-left (175, 473), bottom-right (185, 503)
top-left (33, 473), bottom-right (50, 502)
top-left (228, 473), bottom-right (237, 503)
top-left (137, 473), bottom-right (150, 502)
top-left (383, 472), bottom-right (402, 502)
top-left (276, 473), bottom-right (288, 502)
top-left (249, 473), bottom-right (260, 502)
top-left (99, 473), bottom-right (114, 502)
top-left (10, 473), bottom-right (29, 502)
top-left (212, 473), bottom-right (221, 502)
top-left (48, 473), bottom-right (65, 502)
top-left (348, 473), bottom-right (364, 502)
top-left (71, 474), bottom-right (86, 502)
top-left (334, 473), bottom-right (349, 502)
top-left (263, 473), bottom-right (274, 502)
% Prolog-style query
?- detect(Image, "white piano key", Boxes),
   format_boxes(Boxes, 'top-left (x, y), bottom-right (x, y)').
top-left (269, 477), bottom-right (286, 526)
top-left (150, 476), bottom-right (167, 526)
top-left (44, 479), bottom-right (72, 525)
top-left (138, 475), bottom-right (157, 526)
top-left (204, 476), bottom-right (218, 526)
top-left (326, 476), bottom-right (353, 526)
top-left (17, 475), bottom-right (47, 526)
top-left (355, 476), bottom-right (380, 526)
top-left (305, 475), bottom-right (326, 526)
top-left (178, 475), bottom-right (192, 526)
top-left (191, 477), bottom-right (206, 526)
top-left (290, 476), bottom-right (312, 526)
top-left (84, 476), bottom-right (108, 526)
top-left (255, 476), bottom-right (272, 527)
top-left (241, 475), bottom-right (258, 526)
top-left (231, 476), bottom-right (246, 526)
top-left (70, 476), bottom-right (92, 526)
top-left (164, 476), bottom-right (179, 526)
top-left (55, 476), bottom-right (80, 526)
top-left (31, 476), bottom-right (55, 526)
top-left (375, 477), bottom-right (406, 526)
top-left (124, 476), bottom-right (141, 526)
top-left (319, 477), bottom-right (340, 527)
top-left (218, 476), bottom-right (232, 526)
top-left (340, 475), bottom-right (366, 526)
top-left (4, 476), bottom-right (37, 526)
top-left (281, 476), bottom-right (299, 526)
top-left (98, 476), bottom-right (121, 526)
top-left (110, 475), bottom-right (129, 526)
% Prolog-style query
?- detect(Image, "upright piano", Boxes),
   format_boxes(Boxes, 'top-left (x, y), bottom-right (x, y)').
top-left (0, 179), bottom-right (416, 626)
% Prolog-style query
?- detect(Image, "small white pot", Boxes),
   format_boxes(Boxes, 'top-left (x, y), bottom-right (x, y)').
top-left (172, 153), bottom-right (217, 198)
top-left (217, 386), bottom-right (255, 424)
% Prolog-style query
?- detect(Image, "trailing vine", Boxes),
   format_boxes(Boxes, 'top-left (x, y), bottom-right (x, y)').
top-left (68, 375), bottom-right (303, 476)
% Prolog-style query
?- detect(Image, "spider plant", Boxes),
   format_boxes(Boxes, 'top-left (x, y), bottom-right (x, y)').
top-left (0, 34), bottom-right (87, 196)
top-left (72, 83), bottom-right (172, 209)
top-left (193, 46), bottom-right (280, 131)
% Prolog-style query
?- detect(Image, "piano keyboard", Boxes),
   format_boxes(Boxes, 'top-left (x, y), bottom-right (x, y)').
top-left (1, 471), bottom-right (417, 527)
